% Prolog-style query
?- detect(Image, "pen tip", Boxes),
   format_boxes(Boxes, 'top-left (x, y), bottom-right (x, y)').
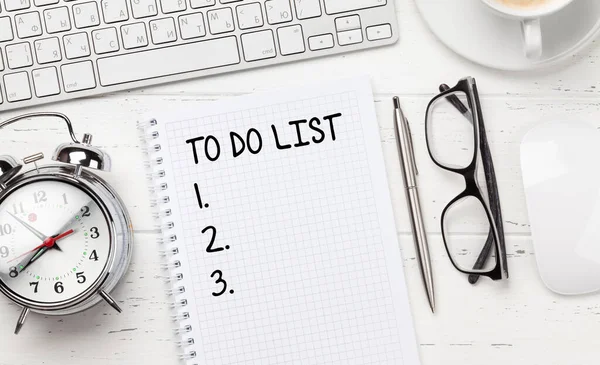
top-left (393, 96), bottom-right (400, 109)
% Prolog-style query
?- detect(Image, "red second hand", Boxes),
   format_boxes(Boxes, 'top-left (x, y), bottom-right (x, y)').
top-left (8, 229), bottom-right (75, 263)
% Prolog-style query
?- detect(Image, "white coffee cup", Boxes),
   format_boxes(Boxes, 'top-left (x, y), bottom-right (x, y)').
top-left (481, 0), bottom-right (575, 59)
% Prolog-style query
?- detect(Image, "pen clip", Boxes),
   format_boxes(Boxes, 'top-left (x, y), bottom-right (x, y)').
top-left (405, 119), bottom-right (419, 176)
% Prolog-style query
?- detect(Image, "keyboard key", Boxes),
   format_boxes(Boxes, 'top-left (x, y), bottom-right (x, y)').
top-left (101, 0), bottom-right (129, 23)
top-left (6, 42), bottom-right (33, 69)
top-left (121, 22), bottom-right (149, 48)
top-left (178, 13), bottom-right (206, 40)
top-left (208, 8), bottom-right (234, 34)
top-left (337, 29), bottom-right (362, 46)
top-left (73, 2), bottom-right (101, 28)
top-left (335, 15), bottom-right (360, 32)
top-left (34, 0), bottom-right (58, 6)
top-left (236, 3), bottom-right (263, 30)
top-left (64, 32), bottom-right (91, 59)
top-left (366, 23), bottom-right (392, 41)
top-left (0, 53), bottom-right (4, 71)
top-left (15, 12), bottom-right (42, 38)
top-left (160, 0), bottom-right (186, 14)
top-left (4, 72), bottom-right (31, 101)
top-left (266, 0), bottom-right (292, 24)
top-left (241, 29), bottom-right (276, 61)
top-left (308, 33), bottom-right (333, 51)
top-left (277, 24), bottom-right (304, 56)
top-left (323, 0), bottom-right (386, 14)
top-left (190, 0), bottom-right (214, 8)
top-left (150, 17), bottom-right (177, 44)
top-left (35, 37), bottom-right (62, 63)
top-left (61, 60), bottom-right (96, 92)
top-left (0, 17), bottom-right (14, 42)
top-left (44, 7), bottom-right (72, 34)
top-left (96, 36), bottom-right (240, 86)
top-left (293, 0), bottom-right (321, 20)
top-left (4, 0), bottom-right (30, 12)
top-left (92, 27), bottom-right (120, 54)
top-left (32, 66), bottom-right (60, 96)
top-left (131, 0), bottom-right (158, 18)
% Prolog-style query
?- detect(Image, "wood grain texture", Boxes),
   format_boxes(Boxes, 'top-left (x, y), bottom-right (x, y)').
top-left (1, 0), bottom-right (600, 364)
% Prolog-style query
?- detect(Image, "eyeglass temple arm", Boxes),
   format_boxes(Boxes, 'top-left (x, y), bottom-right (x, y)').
top-left (439, 84), bottom-right (507, 284)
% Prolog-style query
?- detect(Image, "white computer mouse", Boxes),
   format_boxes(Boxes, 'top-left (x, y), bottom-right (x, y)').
top-left (521, 120), bottom-right (600, 295)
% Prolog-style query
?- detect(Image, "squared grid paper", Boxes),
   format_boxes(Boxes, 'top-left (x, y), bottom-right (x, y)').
top-left (154, 78), bottom-right (420, 365)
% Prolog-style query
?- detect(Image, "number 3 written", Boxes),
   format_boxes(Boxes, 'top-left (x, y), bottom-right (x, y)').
top-left (210, 270), bottom-right (233, 296)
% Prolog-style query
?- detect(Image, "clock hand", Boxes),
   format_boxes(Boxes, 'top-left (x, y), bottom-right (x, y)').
top-left (56, 201), bottom-right (94, 234)
top-left (10, 229), bottom-right (74, 273)
top-left (7, 212), bottom-right (63, 252)
top-left (8, 211), bottom-right (46, 241)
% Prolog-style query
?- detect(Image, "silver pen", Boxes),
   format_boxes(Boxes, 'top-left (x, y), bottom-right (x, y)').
top-left (393, 97), bottom-right (435, 313)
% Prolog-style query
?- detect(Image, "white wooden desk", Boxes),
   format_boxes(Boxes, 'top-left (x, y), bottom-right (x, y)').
top-left (1, 1), bottom-right (599, 364)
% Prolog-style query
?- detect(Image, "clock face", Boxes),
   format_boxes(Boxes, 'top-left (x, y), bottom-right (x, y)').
top-left (0, 180), bottom-right (111, 305)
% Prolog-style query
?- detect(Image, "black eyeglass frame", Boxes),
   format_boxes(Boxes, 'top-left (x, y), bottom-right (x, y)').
top-left (424, 77), bottom-right (508, 281)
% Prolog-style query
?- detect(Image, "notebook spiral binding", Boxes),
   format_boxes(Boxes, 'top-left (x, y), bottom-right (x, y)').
top-left (138, 119), bottom-right (197, 364)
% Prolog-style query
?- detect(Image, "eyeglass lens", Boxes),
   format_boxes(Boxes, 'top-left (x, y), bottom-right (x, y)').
top-left (427, 88), bottom-right (499, 274)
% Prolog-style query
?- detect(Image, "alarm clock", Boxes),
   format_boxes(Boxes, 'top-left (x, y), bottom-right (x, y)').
top-left (0, 112), bottom-right (133, 334)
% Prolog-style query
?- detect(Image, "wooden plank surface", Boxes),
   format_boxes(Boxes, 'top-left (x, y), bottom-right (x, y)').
top-left (1, 0), bottom-right (600, 364)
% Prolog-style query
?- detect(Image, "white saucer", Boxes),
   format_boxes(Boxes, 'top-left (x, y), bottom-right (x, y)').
top-left (415, 0), bottom-right (600, 71)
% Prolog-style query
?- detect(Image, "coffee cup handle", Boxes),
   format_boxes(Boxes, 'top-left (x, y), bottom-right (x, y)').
top-left (521, 18), bottom-right (543, 59)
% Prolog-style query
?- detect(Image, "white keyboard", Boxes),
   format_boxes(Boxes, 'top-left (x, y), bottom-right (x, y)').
top-left (0, 0), bottom-right (398, 111)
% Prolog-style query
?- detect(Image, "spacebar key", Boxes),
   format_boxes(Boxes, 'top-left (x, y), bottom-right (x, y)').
top-left (97, 36), bottom-right (240, 86)
top-left (323, 0), bottom-right (387, 14)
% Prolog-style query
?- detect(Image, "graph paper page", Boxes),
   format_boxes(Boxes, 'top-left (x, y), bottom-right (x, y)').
top-left (152, 77), bottom-right (420, 365)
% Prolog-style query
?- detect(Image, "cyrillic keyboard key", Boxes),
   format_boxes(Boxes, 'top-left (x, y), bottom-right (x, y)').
top-left (241, 30), bottom-right (276, 61)
top-left (15, 12), bottom-right (42, 38)
top-left (44, 6), bottom-right (72, 34)
top-left (122, 22), bottom-right (149, 48)
top-left (324, 0), bottom-right (386, 14)
top-left (61, 60), bottom-right (96, 92)
top-left (35, 37), bottom-right (62, 63)
top-left (4, 72), bottom-right (32, 102)
top-left (64, 32), bottom-right (91, 59)
top-left (73, 2), bottom-right (101, 28)
top-left (266, 0), bottom-right (292, 24)
top-left (236, 3), bottom-right (263, 30)
top-left (178, 13), bottom-right (206, 39)
top-left (207, 8), bottom-right (234, 34)
top-left (101, 0), bottom-right (129, 23)
top-left (150, 17), bottom-right (177, 44)
top-left (4, 0), bottom-right (31, 12)
top-left (160, 0), bottom-right (186, 14)
top-left (130, 0), bottom-right (158, 18)
top-left (96, 36), bottom-right (240, 86)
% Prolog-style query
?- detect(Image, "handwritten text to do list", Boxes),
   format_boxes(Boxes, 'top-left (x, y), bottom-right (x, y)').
top-left (184, 112), bottom-right (343, 297)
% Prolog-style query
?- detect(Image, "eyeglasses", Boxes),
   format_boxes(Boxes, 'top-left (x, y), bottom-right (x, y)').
top-left (425, 77), bottom-right (508, 282)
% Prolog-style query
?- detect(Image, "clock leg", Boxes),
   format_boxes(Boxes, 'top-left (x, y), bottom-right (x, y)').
top-left (99, 290), bottom-right (122, 313)
top-left (14, 307), bottom-right (30, 335)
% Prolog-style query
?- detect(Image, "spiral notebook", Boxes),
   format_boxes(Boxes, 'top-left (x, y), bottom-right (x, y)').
top-left (139, 77), bottom-right (420, 365)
